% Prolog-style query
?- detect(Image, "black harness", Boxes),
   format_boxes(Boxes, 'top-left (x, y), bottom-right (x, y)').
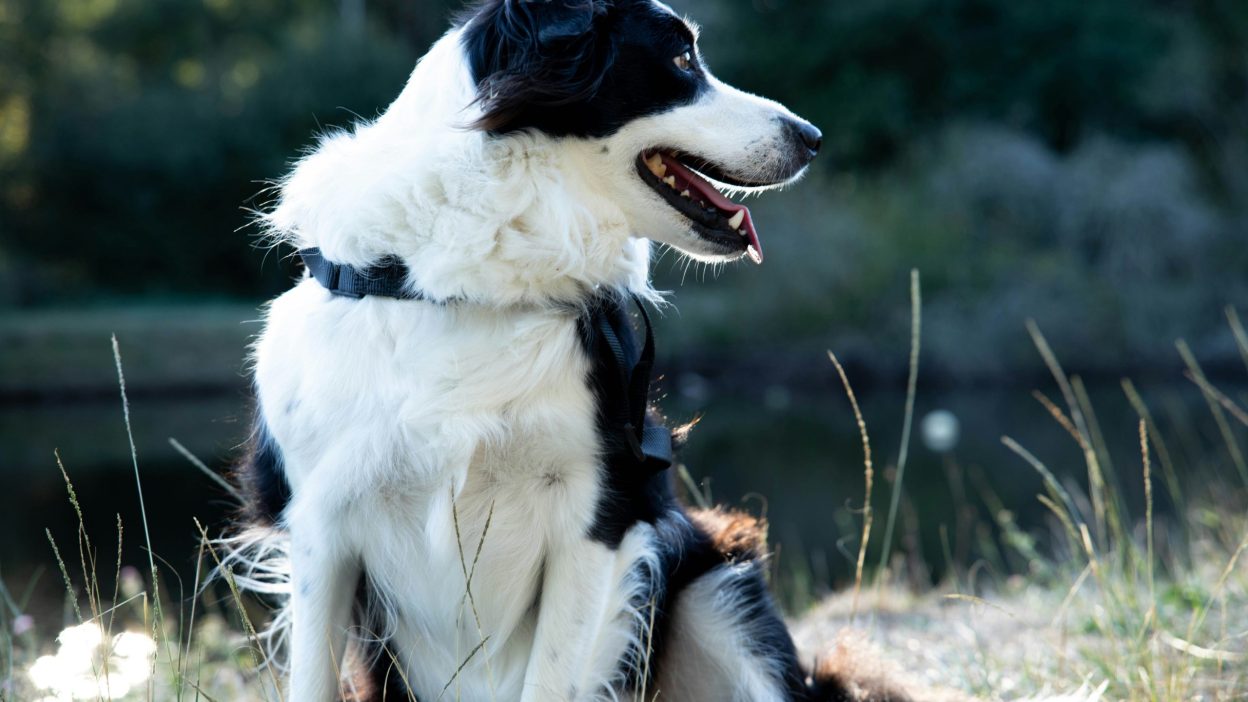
top-left (299, 248), bottom-right (673, 475)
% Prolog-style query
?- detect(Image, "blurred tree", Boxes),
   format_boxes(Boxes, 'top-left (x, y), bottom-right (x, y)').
top-left (700, 0), bottom-right (1168, 167)
top-left (0, 0), bottom-right (438, 303)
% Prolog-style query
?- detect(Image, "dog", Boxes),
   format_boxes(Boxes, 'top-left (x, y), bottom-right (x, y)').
top-left (225, 1), bottom-right (878, 700)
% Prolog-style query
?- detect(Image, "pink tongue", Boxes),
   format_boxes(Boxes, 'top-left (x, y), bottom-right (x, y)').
top-left (658, 153), bottom-right (763, 264)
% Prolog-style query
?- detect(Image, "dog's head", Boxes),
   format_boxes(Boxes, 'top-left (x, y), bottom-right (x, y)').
top-left (270, 0), bottom-right (819, 303)
top-left (462, 0), bottom-right (821, 265)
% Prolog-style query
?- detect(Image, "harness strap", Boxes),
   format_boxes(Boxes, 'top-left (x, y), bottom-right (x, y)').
top-left (589, 295), bottom-right (673, 473)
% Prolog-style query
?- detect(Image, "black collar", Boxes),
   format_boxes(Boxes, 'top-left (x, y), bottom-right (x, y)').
top-left (300, 247), bottom-right (422, 300)
top-left (297, 247), bottom-right (672, 473)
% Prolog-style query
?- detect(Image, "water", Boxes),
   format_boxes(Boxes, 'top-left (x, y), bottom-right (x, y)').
top-left (0, 394), bottom-right (249, 610)
top-left (1, 371), bottom-right (1240, 618)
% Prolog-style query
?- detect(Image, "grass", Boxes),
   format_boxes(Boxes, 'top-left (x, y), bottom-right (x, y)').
top-left (792, 298), bottom-right (1248, 701)
top-left (2, 297), bottom-right (1246, 701)
top-left (792, 497), bottom-right (1246, 700)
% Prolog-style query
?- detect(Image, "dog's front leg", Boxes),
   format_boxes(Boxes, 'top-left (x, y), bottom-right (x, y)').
top-left (521, 538), bottom-right (616, 702)
top-left (286, 512), bottom-right (360, 702)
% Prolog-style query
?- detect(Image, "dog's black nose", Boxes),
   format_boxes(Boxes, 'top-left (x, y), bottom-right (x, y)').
top-left (796, 121), bottom-right (822, 155)
top-left (784, 118), bottom-right (822, 164)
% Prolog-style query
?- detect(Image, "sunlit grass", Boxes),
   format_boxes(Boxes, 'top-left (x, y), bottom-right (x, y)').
top-left (0, 338), bottom-right (277, 702)
top-left (793, 297), bottom-right (1248, 701)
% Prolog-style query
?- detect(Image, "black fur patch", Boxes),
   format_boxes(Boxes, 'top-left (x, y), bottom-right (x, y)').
top-left (461, 0), bottom-right (708, 136)
top-left (236, 413), bottom-right (292, 526)
top-left (724, 563), bottom-right (812, 699)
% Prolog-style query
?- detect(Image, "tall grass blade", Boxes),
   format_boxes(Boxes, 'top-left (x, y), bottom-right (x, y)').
top-left (1027, 321), bottom-right (1108, 549)
top-left (1001, 436), bottom-right (1080, 533)
top-left (1072, 376), bottom-right (1118, 491)
top-left (451, 488), bottom-right (497, 700)
top-left (1139, 419), bottom-right (1158, 694)
top-left (170, 438), bottom-right (244, 502)
top-left (1071, 376), bottom-right (1127, 553)
top-left (1184, 528), bottom-right (1248, 656)
top-left (878, 269), bottom-right (921, 578)
top-left (436, 636), bottom-right (492, 701)
top-left (676, 464), bottom-right (711, 510)
top-left (1226, 306), bottom-right (1248, 376)
top-left (1032, 391), bottom-right (1084, 448)
top-left (111, 337), bottom-right (163, 624)
top-left (828, 350), bottom-right (873, 620)
top-left (193, 519), bottom-right (285, 702)
top-left (46, 529), bottom-right (84, 624)
top-left (1181, 370), bottom-right (1248, 429)
top-left (1176, 339), bottom-right (1248, 485)
top-left (1122, 379), bottom-right (1183, 506)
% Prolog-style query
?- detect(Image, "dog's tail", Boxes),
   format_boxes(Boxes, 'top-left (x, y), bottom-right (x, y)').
top-left (687, 507), bottom-right (923, 702)
top-left (803, 631), bottom-right (921, 701)
top-left (211, 523), bottom-right (293, 670)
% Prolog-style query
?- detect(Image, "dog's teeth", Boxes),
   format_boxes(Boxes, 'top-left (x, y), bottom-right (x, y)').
top-left (644, 153), bottom-right (664, 176)
top-left (663, 176), bottom-right (676, 188)
top-left (680, 190), bottom-right (691, 198)
top-left (747, 244), bottom-right (762, 263)
top-left (727, 210), bottom-right (745, 229)
top-left (738, 228), bottom-right (747, 237)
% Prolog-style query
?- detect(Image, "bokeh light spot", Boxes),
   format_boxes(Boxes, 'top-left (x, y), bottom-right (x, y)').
top-left (27, 623), bottom-right (157, 701)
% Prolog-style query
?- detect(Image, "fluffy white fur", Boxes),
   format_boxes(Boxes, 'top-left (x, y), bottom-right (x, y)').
top-left (235, 8), bottom-right (815, 701)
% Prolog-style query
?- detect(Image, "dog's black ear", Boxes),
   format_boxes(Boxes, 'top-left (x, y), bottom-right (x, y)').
top-left (519, 0), bottom-right (597, 46)
top-left (461, 0), bottom-right (613, 133)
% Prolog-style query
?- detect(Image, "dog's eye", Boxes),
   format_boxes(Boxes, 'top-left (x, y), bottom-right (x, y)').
top-left (673, 51), bottom-right (693, 71)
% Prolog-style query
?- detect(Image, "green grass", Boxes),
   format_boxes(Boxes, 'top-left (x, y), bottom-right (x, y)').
top-left (2, 301), bottom-right (1246, 701)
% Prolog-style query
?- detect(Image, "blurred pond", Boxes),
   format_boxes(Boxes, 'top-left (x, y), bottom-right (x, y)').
top-left (3, 369), bottom-right (1241, 616)
top-left (663, 377), bottom-right (1244, 601)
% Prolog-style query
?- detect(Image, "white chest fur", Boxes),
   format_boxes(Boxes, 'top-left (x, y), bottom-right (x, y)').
top-left (253, 279), bottom-right (612, 699)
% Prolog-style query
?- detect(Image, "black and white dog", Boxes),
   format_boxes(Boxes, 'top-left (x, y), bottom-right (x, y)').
top-left (228, 1), bottom-right (871, 700)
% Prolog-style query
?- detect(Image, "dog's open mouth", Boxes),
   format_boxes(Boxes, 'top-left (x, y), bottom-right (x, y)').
top-left (635, 151), bottom-right (763, 264)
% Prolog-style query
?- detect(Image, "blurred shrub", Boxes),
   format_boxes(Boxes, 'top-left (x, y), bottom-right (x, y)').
top-left (0, 0), bottom-right (425, 303)
top-left (697, 0), bottom-right (1168, 166)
